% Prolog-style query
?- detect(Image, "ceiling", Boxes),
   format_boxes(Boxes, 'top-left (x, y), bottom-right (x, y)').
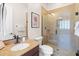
top-left (42, 3), bottom-right (73, 10)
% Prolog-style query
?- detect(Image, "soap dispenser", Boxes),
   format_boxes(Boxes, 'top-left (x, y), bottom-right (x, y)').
top-left (22, 37), bottom-right (26, 42)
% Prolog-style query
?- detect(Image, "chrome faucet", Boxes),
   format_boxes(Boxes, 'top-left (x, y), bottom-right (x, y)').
top-left (10, 33), bottom-right (27, 44)
top-left (10, 33), bottom-right (20, 44)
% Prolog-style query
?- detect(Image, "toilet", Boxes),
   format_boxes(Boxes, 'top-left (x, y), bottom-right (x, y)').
top-left (34, 36), bottom-right (53, 56)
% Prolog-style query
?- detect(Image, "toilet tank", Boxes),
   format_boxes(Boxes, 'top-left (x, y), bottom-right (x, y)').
top-left (34, 36), bottom-right (43, 45)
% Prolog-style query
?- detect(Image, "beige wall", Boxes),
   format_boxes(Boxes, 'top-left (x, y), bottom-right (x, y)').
top-left (47, 14), bottom-right (57, 44)
top-left (41, 7), bottom-right (57, 44)
top-left (41, 7), bottom-right (50, 44)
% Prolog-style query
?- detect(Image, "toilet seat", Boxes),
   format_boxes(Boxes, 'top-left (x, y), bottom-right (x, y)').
top-left (39, 45), bottom-right (53, 54)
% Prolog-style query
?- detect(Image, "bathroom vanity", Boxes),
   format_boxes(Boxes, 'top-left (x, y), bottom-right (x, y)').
top-left (0, 39), bottom-right (39, 56)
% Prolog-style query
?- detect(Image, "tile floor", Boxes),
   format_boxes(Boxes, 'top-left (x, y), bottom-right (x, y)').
top-left (46, 43), bottom-right (76, 56)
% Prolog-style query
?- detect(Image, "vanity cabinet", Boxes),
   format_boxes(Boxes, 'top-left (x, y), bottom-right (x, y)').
top-left (0, 39), bottom-right (39, 56)
top-left (22, 45), bottom-right (39, 56)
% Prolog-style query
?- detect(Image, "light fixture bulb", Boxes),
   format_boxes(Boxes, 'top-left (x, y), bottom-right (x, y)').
top-left (51, 13), bottom-right (55, 16)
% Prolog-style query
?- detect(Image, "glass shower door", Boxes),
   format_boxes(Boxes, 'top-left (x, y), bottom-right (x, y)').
top-left (56, 19), bottom-right (73, 50)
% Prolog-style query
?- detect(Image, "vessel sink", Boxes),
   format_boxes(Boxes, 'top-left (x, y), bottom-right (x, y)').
top-left (11, 43), bottom-right (29, 51)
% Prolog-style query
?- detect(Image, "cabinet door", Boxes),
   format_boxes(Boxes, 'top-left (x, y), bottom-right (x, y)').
top-left (22, 45), bottom-right (39, 56)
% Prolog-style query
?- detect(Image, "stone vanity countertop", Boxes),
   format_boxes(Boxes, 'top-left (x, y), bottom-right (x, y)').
top-left (0, 39), bottom-right (39, 56)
